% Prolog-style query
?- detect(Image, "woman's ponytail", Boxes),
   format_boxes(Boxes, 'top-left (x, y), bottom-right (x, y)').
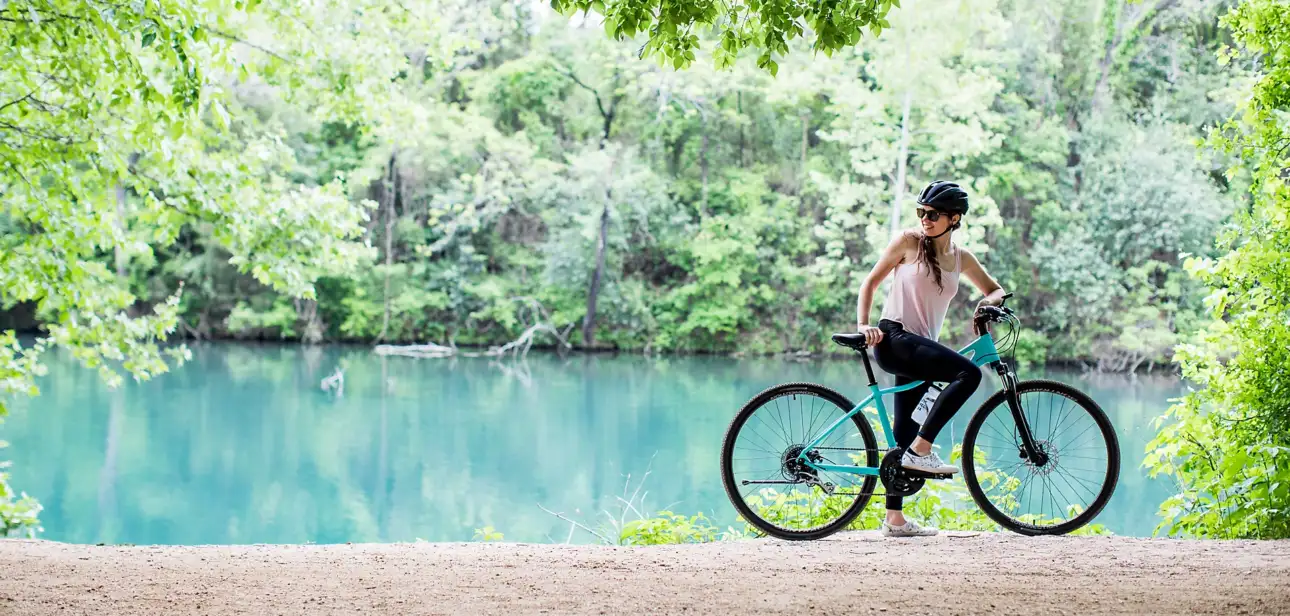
top-left (917, 233), bottom-right (945, 293)
top-left (916, 219), bottom-right (961, 292)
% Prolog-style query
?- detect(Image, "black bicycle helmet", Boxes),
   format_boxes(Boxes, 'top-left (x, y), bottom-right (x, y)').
top-left (916, 180), bottom-right (970, 214)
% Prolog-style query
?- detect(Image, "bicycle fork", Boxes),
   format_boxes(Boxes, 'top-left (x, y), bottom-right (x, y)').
top-left (994, 362), bottom-right (1049, 466)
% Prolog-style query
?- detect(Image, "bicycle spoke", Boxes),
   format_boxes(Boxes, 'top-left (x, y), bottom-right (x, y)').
top-left (1045, 472), bottom-right (1079, 514)
top-left (770, 398), bottom-right (793, 444)
top-left (735, 443), bottom-right (779, 457)
top-left (983, 421), bottom-right (1017, 446)
top-left (966, 385), bottom-right (1116, 533)
top-left (754, 411), bottom-right (792, 449)
top-left (1050, 466), bottom-right (1095, 501)
top-left (740, 424), bottom-right (785, 457)
top-left (725, 388), bottom-right (878, 537)
top-left (804, 396), bottom-right (824, 443)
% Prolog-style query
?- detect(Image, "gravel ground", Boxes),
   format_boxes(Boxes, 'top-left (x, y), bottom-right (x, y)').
top-left (2, 532), bottom-right (1288, 615)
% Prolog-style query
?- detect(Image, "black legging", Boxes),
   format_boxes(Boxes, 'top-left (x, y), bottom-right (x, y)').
top-left (872, 319), bottom-right (983, 511)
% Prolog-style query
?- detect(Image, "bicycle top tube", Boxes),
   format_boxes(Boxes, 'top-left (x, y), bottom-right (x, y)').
top-left (877, 331), bottom-right (1001, 393)
top-left (799, 331), bottom-right (1003, 470)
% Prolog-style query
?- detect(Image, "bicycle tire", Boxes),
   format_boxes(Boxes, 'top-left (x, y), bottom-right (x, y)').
top-left (961, 379), bottom-right (1120, 536)
top-left (720, 382), bottom-right (879, 541)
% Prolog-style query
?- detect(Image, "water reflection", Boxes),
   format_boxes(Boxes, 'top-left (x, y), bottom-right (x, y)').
top-left (2, 343), bottom-right (1185, 544)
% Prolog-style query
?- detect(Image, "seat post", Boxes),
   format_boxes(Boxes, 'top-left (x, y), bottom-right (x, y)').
top-left (859, 345), bottom-right (878, 387)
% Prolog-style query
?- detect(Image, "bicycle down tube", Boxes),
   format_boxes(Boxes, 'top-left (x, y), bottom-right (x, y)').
top-left (799, 332), bottom-right (1004, 477)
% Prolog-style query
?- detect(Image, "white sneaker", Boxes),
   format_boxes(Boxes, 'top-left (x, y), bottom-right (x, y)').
top-left (881, 519), bottom-right (939, 537)
top-left (901, 450), bottom-right (958, 474)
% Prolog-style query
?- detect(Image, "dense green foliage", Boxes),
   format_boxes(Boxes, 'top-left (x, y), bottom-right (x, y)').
top-left (550, 0), bottom-right (898, 75)
top-left (1, 0), bottom-right (464, 535)
top-left (1145, 0), bottom-right (1290, 539)
top-left (48, 0), bottom-right (1237, 369)
top-left (3, 0), bottom-right (1275, 541)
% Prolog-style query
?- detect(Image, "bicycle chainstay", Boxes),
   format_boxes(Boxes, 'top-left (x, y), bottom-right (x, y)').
top-left (787, 446), bottom-right (952, 499)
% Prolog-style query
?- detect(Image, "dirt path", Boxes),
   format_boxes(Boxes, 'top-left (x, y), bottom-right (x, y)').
top-left (2, 533), bottom-right (1288, 615)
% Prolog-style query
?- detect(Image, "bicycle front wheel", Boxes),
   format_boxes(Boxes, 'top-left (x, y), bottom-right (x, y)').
top-left (720, 383), bottom-right (879, 540)
top-left (962, 379), bottom-right (1120, 535)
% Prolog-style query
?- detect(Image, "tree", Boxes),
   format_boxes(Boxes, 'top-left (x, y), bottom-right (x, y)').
top-left (806, 0), bottom-right (1008, 322)
top-left (544, 143), bottom-right (670, 347)
top-left (551, 0), bottom-right (900, 75)
top-left (0, 0), bottom-right (463, 534)
top-left (1144, 0), bottom-right (1290, 539)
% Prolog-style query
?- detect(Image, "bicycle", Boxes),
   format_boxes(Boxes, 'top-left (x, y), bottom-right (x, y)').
top-left (720, 293), bottom-right (1120, 539)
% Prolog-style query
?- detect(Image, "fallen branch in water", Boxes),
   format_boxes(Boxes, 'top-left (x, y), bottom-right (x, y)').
top-left (375, 297), bottom-right (573, 360)
top-left (489, 358), bottom-right (533, 387)
top-left (486, 322), bottom-right (565, 358)
top-left (320, 366), bottom-right (344, 397)
top-left (374, 342), bottom-right (460, 358)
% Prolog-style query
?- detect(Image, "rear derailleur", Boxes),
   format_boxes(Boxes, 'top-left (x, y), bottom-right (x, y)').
top-left (783, 445), bottom-right (835, 495)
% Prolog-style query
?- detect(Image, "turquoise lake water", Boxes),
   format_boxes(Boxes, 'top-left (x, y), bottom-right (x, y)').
top-left (2, 343), bottom-right (1185, 544)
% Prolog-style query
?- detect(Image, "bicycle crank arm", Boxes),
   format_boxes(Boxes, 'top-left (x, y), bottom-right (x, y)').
top-left (903, 470), bottom-right (956, 480)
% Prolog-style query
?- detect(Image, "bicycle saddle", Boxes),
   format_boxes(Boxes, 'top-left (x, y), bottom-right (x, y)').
top-left (831, 333), bottom-right (869, 350)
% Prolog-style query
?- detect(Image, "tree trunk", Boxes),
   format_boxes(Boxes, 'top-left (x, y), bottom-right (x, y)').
top-left (576, 67), bottom-right (621, 348)
top-left (668, 129), bottom-right (692, 176)
top-left (597, 70), bottom-right (621, 149)
top-left (377, 152), bottom-right (398, 342)
top-left (738, 91), bottom-right (747, 167)
top-left (800, 111), bottom-right (810, 187)
top-left (114, 183), bottom-right (128, 280)
top-left (700, 110), bottom-right (710, 217)
top-left (583, 203), bottom-right (610, 348)
top-left (601, 111), bottom-right (615, 147)
top-left (890, 89), bottom-right (913, 238)
top-left (582, 155), bottom-right (619, 349)
top-left (113, 154), bottom-right (139, 315)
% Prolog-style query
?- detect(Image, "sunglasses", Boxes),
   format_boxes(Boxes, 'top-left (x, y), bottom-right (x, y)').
top-left (915, 207), bottom-right (950, 222)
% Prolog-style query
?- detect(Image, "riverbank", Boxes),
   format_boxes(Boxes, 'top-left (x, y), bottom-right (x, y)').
top-left (2, 533), bottom-right (1287, 615)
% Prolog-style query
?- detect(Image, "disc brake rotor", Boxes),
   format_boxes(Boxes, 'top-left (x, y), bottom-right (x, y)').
top-left (1022, 439), bottom-right (1060, 477)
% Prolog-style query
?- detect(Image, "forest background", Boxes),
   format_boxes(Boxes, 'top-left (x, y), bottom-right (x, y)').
top-left (3, 0), bottom-right (1287, 539)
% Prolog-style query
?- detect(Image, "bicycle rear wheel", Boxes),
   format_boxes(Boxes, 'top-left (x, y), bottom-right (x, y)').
top-left (720, 383), bottom-right (879, 540)
top-left (962, 379), bottom-right (1120, 535)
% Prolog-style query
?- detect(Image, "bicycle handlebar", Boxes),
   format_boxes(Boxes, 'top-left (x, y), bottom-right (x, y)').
top-left (974, 293), bottom-right (1016, 335)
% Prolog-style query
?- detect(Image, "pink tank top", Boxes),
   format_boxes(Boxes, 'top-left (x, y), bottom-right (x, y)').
top-left (880, 244), bottom-right (962, 341)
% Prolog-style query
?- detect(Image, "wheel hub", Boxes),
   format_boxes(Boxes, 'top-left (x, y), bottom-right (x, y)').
top-left (1020, 440), bottom-right (1059, 476)
top-left (781, 445), bottom-right (822, 478)
top-left (781, 445), bottom-right (833, 493)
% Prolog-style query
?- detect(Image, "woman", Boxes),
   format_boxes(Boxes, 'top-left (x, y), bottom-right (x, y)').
top-left (855, 180), bottom-right (1007, 538)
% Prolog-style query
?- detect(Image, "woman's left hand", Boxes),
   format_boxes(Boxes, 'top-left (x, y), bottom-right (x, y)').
top-left (976, 298), bottom-right (1002, 311)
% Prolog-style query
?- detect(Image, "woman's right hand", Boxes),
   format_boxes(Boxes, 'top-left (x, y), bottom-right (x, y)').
top-left (858, 324), bottom-right (884, 346)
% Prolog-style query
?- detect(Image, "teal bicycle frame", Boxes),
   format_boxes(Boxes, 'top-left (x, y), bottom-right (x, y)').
top-left (799, 332), bottom-right (1004, 477)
